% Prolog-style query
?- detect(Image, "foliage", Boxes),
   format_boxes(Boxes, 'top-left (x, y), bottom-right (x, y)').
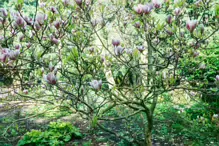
top-left (0, 0), bottom-right (218, 145)
top-left (18, 122), bottom-right (82, 146)
top-left (153, 102), bottom-right (219, 145)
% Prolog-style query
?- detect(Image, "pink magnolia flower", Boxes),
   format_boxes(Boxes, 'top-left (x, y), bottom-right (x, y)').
top-left (15, 44), bottom-right (21, 50)
top-left (34, 22), bottom-right (41, 30)
top-left (152, 0), bottom-right (162, 9)
top-left (63, 0), bottom-right (70, 6)
top-left (114, 46), bottom-right (124, 56)
top-left (23, 89), bottom-right (28, 94)
top-left (24, 16), bottom-right (33, 25)
top-left (36, 13), bottom-right (47, 25)
top-left (26, 43), bottom-right (32, 48)
top-left (75, 0), bottom-right (83, 5)
top-left (112, 39), bottom-right (120, 47)
top-left (19, 35), bottom-right (25, 41)
top-left (186, 20), bottom-right (198, 32)
top-left (8, 50), bottom-right (20, 60)
top-left (166, 28), bottom-right (174, 35)
top-left (44, 72), bottom-right (57, 85)
top-left (126, 49), bottom-right (133, 55)
top-left (166, 15), bottom-right (172, 24)
top-left (91, 19), bottom-right (98, 27)
top-left (0, 8), bottom-right (8, 17)
top-left (85, 0), bottom-right (91, 6)
top-left (174, 8), bottom-right (181, 16)
top-left (193, 51), bottom-right (199, 58)
top-left (216, 75), bottom-right (219, 81)
top-left (54, 20), bottom-right (61, 29)
top-left (137, 46), bottom-right (145, 52)
top-left (90, 80), bottom-right (102, 90)
top-left (15, 16), bottom-right (25, 27)
top-left (0, 53), bottom-right (8, 63)
top-left (51, 37), bottom-right (59, 45)
top-left (134, 4), bottom-right (153, 15)
top-left (135, 21), bottom-right (141, 28)
top-left (51, 6), bottom-right (58, 14)
top-left (134, 4), bottom-right (144, 14)
top-left (39, 2), bottom-right (46, 7)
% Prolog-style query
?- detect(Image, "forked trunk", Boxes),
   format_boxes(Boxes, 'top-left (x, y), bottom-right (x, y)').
top-left (145, 113), bottom-right (153, 146)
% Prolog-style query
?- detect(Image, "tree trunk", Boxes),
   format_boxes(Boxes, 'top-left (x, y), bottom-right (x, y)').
top-left (145, 114), bottom-right (153, 146)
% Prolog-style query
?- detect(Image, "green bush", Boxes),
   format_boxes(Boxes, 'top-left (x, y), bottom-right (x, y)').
top-left (18, 122), bottom-right (82, 146)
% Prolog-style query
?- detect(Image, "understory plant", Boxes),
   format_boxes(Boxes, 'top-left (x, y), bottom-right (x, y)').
top-left (0, 0), bottom-right (218, 145)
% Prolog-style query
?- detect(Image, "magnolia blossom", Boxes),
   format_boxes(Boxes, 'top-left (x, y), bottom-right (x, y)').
top-left (112, 39), bottom-right (120, 47)
top-left (134, 4), bottom-right (153, 15)
top-left (15, 44), bottom-right (21, 50)
top-left (166, 27), bottom-right (174, 35)
top-left (213, 114), bottom-right (219, 118)
top-left (195, 0), bottom-right (202, 7)
top-left (44, 72), bottom-right (57, 85)
top-left (0, 8), bottom-right (8, 17)
top-left (114, 46), bottom-right (124, 56)
top-left (216, 75), bottom-right (219, 81)
top-left (19, 35), bottom-right (25, 41)
top-left (91, 19), bottom-right (98, 27)
top-left (186, 20), bottom-right (198, 32)
top-left (85, 0), bottom-right (91, 6)
top-left (41, 67), bottom-right (45, 73)
top-left (54, 20), bottom-right (61, 29)
top-left (54, 67), bottom-right (58, 75)
top-left (51, 6), bottom-right (58, 14)
top-left (15, 16), bottom-right (25, 27)
top-left (39, 2), bottom-right (46, 7)
top-left (63, 0), bottom-right (70, 6)
top-left (137, 46), bottom-right (145, 52)
top-left (166, 15), bottom-right (172, 24)
top-left (199, 63), bottom-right (206, 69)
top-left (174, 8), bottom-right (181, 16)
top-left (126, 49), bottom-right (133, 55)
top-left (51, 37), bottom-right (59, 45)
top-left (49, 62), bottom-right (54, 72)
top-left (134, 4), bottom-right (144, 14)
top-left (8, 50), bottom-right (20, 60)
top-left (152, 0), bottom-right (162, 8)
top-left (90, 80), bottom-right (102, 90)
top-left (0, 53), bottom-right (8, 62)
top-left (180, 31), bottom-right (185, 38)
top-left (36, 13), bottom-right (47, 25)
top-left (34, 22), bottom-right (41, 30)
top-left (88, 47), bottom-right (94, 53)
top-left (24, 16), bottom-right (33, 25)
top-left (193, 51), bottom-right (199, 58)
top-left (26, 43), bottom-right (32, 48)
top-left (135, 22), bottom-right (141, 28)
top-left (23, 89), bottom-right (28, 94)
top-left (75, 0), bottom-right (83, 5)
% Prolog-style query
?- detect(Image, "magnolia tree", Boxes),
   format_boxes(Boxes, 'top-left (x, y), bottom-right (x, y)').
top-left (0, 0), bottom-right (218, 145)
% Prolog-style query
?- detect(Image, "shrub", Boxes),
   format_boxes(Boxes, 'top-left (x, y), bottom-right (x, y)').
top-left (18, 122), bottom-right (82, 146)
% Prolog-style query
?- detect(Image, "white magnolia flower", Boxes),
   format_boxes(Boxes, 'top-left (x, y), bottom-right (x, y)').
top-left (44, 72), bottom-right (57, 85)
top-left (90, 80), bottom-right (102, 90)
top-left (114, 46), bottom-right (124, 56)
